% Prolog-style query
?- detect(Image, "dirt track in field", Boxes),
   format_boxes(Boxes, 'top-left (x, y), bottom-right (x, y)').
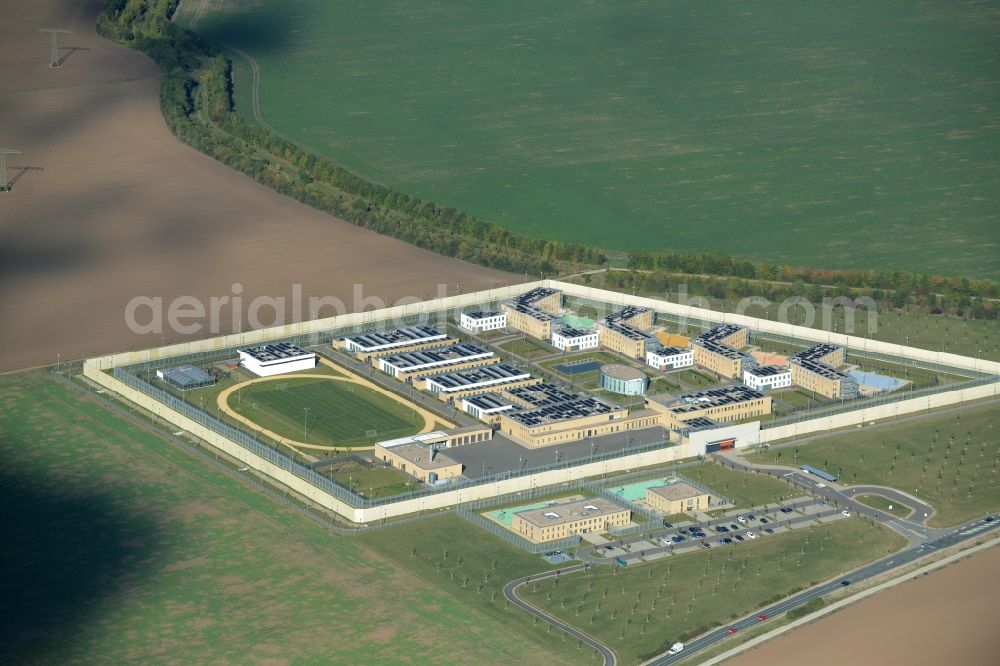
top-left (727, 545), bottom-right (1000, 666)
top-left (0, 0), bottom-right (513, 372)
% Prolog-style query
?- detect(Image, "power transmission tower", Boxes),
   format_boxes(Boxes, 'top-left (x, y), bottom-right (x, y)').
top-left (0, 149), bottom-right (22, 192)
top-left (39, 28), bottom-right (70, 67)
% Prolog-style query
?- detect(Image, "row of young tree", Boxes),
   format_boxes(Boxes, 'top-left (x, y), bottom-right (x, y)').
top-left (98, 1), bottom-right (997, 301)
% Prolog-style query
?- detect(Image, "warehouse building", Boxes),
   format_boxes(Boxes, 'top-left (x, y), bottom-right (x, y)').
top-left (501, 288), bottom-right (563, 339)
top-left (743, 365), bottom-right (792, 391)
top-left (459, 311), bottom-right (506, 334)
top-left (377, 343), bottom-right (495, 379)
top-left (339, 325), bottom-right (451, 361)
top-left (511, 497), bottom-right (631, 543)
top-left (599, 364), bottom-right (649, 396)
top-left (646, 345), bottom-right (694, 371)
top-left (551, 326), bottom-right (599, 352)
top-left (498, 395), bottom-right (662, 448)
top-left (238, 342), bottom-right (316, 377)
top-left (691, 338), bottom-right (757, 379)
top-left (644, 481), bottom-right (711, 515)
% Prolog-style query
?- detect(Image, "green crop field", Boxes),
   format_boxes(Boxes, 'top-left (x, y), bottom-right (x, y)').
top-left (228, 377), bottom-right (422, 447)
top-left (681, 462), bottom-right (804, 508)
top-left (756, 402), bottom-right (1000, 526)
top-left (521, 519), bottom-right (905, 664)
top-left (0, 371), bottom-right (577, 664)
top-left (176, 0), bottom-right (999, 277)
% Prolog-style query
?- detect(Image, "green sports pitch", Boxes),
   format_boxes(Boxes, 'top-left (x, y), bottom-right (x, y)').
top-left (228, 377), bottom-right (423, 447)
top-left (177, 0), bottom-right (998, 277)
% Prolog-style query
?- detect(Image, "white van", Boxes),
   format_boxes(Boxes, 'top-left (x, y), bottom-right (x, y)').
top-left (667, 642), bottom-right (684, 655)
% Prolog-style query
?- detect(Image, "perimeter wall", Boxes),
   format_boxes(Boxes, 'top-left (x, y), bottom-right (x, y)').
top-left (82, 280), bottom-right (1000, 522)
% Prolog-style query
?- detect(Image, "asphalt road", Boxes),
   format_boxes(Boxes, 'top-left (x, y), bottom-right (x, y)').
top-left (503, 563), bottom-right (617, 666)
top-left (645, 515), bottom-right (999, 665)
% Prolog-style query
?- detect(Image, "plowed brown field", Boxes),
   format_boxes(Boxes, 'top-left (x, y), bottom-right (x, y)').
top-left (0, 0), bottom-right (512, 371)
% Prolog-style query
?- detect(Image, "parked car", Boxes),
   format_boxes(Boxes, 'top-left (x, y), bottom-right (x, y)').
top-left (842, 509), bottom-right (851, 516)
top-left (780, 507), bottom-right (793, 514)
top-left (733, 534), bottom-right (744, 542)
top-left (760, 517), bottom-right (769, 524)
top-left (763, 528), bottom-right (775, 534)
top-left (730, 524), bottom-right (739, 530)
top-left (747, 514), bottom-right (756, 521)
top-left (721, 537), bottom-right (733, 544)
top-left (746, 531), bottom-right (757, 539)
top-left (672, 535), bottom-right (685, 543)
top-left (737, 515), bottom-right (747, 524)
top-left (715, 526), bottom-right (729, 533)
top-left (663, 521), bottom-right (673, 528)
top-left (702, 542), bottom-right (711, 549)
top-left (604, 545), bottom-right (615, 551)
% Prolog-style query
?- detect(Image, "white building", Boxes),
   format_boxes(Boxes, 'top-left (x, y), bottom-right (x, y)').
top-left (551, 327), bottom-right (599, 352)
top-left (238, 342), bottom-right (316, 377)
top-left (646, 346), bottom-right (694, 370)
top-left (459, 311), bottom-right (506, 333)
top-left (424, 364), bottom-right (532, 396)
top-left (743, 365), bottom-right (792, 391)
top-left (461, 393), bottom-right (517, 420)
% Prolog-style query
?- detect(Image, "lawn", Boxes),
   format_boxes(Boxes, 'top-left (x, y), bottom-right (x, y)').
top-left (0, 371), bottom-right (576, 665)
top-left (673, 370), bottom-right (716, 389)
top-left (499, 337), bottom-right (558, 359)
top-left (853, 494), bottom-right (912, 518)
top-left (680, 462), bottom-right (803, 508)
top-left (319, 457), bottom-right (417, 498)
top-left (177, 0), bottom-right (999, 277)
top-left (520, 518), bottom-right (905, 665)
top-left (755, 402), bottom-right (1000, 526)
top-left (229, 376), bottom-right (423, 447)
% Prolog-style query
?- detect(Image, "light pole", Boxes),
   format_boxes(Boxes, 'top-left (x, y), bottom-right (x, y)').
top-left (303, 406), bottom-right (310, 439)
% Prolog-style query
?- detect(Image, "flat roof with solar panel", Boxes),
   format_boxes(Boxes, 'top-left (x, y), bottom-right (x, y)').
top-left (464, 393), bottom-right (517, 412)
top-left (239, 342), bottom-right (312, 363)
top-left (505, 382), bottom-right (577, 408)
top-left (379, 343), bottom-right (492, 371)
top-left (604, 305), bottom-right (650, 324)
top-left (599, 320), bottom-right (652, 341)
top-left (650, 346), bottom-right (691, 357)
top-left (463, 311), bottom-right (501, 320)
top-left (691, 338), bottom-right (753, 359)
top-left (554, 327), bottom-right (595, 339)
top-left (505, 396), bottom-right (618, 428)
top-left (342, 325), bottom-right (447, 352)
top-left (424, 364), bottom-right (531, 392)
top-left (794, 343), bottom-right (843, 362)
top-left (697, 323), bottom-right (744, 343)
top-left (791, 357), bottom-right (850, 380)
top-left (746, 364), bottom-right (791, 377)
top-left (667, 385), bottom-right (766, 414)
top-left (513, 287), bottom-right (559, 305)
top-left (505, 300), bottom-right (560, 321)
top-left (680, 416), bottom-right (717, 429)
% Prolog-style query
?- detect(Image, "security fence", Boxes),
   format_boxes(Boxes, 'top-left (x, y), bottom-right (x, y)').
top-left (456, 507), bottom-right (580, 554)
top-left (112, 366), bottom-right (682, 511)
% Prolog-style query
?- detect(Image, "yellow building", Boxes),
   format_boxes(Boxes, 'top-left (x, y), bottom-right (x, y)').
top-left (597, 306), bottom-right (655, 359)
top-left (691, 338), bottom-right (756, 379)
top-left (790, 359), bottom-right (859, 400)
top-left (511, 497), bottom-right (631, 542)
top-left (644, 481), bottom-right (710, 514)
top-left (501, 288), bottom-right (563, 340)
top-left (647, 386), bottom-right (772, 428)
top-left (698, 324), bottom-right (748, 349)
top-left (373, 426), bottom-right (493, 483)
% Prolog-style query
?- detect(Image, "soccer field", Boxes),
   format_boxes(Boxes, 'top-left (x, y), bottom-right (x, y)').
top-left (228, 377), bottom-right (423, 447)
top-left (177, 0), bottom-right (999, 277)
